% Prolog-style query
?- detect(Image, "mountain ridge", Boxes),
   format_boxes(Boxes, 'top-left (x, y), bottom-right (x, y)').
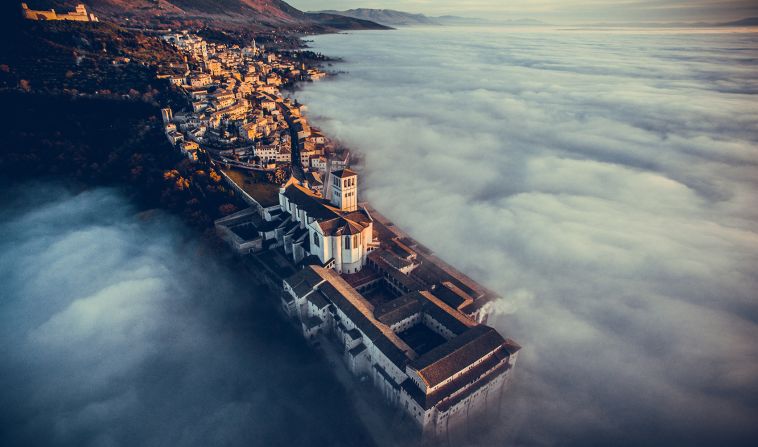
top-left (310, 9), bottom-right (551, 27)
top-left (312, 8), bottom-right (439, 26)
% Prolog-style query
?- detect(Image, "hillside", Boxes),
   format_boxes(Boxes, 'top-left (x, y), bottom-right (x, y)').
top-left (19, 0), bottom-right (390, 32)
top-left (0, 6), bottom-right (187, 98)
top-left (0, 4), bottom-right (244, 230)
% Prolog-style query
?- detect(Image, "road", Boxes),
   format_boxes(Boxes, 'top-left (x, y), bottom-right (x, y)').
top-left (273, 98), bottom-right (305, 181)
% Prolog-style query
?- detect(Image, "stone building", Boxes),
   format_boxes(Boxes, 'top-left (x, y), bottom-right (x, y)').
top-left (281, 266), bottom-right (520, 440)
top-left (21, 3), bottom-right (98, 22)
top-left (277, 170), bottom-right (377, 273)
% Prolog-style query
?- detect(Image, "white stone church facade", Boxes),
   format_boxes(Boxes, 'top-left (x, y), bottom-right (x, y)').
top-left (278, 169), bottom-right (378, 273)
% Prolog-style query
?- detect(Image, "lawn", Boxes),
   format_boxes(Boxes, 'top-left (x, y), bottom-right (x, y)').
top-left (223, 168), bottom-right (280, 207)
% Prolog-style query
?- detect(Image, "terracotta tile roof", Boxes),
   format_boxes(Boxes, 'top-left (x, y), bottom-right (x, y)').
top-left (368, 251), bottom-right (425, 292)
top-left (373, 290), bottom-right (473, 334)
top-left (374, 293), bottom-right (424, 326)
top-left (409, 326), bottom-right (508, 389)
top-left (331, 168), bottom-right (357, 178)
top-left (281, 179), bottom-right (372, 236)
top-left (430, 281), bottom-right (474, 310)
top-left (281, 182), bottom-right (337, 221)
top-left (304, 267), bottom-right (417, 369)
top-left (419, 291), bottom-right (473, 336)
top-left (286, 267), bottom-right (325, 298)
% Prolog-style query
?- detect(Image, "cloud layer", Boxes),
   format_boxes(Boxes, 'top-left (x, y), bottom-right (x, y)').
top-left (0, 184), bottom-right (375, 447)
top-left (289, 0), bottom-right (758, 22)
top-left (294, 27), bottom-right (758, 446)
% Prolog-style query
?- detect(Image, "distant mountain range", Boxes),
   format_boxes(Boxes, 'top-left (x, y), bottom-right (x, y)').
top-left (721, 17), bottom-right (758, 27)
top-left (311, 8), bottom-right (757, 29)
top-left (312, 8), bottom-right (437, 27)
top-left (22, 0), bottom-right (391, 31)
top-left (309, 8), bottom-right (542, 27)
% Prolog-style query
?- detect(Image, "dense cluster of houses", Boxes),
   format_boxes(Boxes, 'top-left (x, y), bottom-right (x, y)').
top-left (158, 31), bottom-right (337, 176)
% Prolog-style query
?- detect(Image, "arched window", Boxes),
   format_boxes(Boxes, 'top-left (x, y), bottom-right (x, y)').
top-left (345, 236), bottom-right (351, 250)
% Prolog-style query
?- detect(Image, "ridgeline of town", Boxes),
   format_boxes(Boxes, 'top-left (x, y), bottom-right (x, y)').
top-left (0, 3), bottom-right (520, 446)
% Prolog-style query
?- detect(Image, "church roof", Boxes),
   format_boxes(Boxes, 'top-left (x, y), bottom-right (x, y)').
top-left (317, 216), bottom-right (365, 236)
top-left (281, 177), bottom-right (372, 236)
top-left (281, 180), bottom-right (340, 220)
top-left (331, 168), bottom-right (357, 179)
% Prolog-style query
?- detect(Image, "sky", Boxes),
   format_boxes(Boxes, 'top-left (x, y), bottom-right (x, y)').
top-left (289, 0), bottom-right (758, 23)
top-left (292, 26), bottom-right (758, 446)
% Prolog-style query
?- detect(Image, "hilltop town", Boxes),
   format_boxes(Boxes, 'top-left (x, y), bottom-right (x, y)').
top-left (157, 31), bottom-right (331, 177)
top-left (2, 4), bottom-right (521, 444)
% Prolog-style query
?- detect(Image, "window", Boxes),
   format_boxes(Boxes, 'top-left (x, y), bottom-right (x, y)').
top-left (313, 232), bottom-right (320, 247)
top-left (345, 236), bottom-right (351, 250)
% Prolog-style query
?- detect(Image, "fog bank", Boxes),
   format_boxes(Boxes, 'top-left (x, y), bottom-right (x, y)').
top-left (294, 27), bottom-right (758, 446)
top-left (0, 184), bottom-right (374, 447)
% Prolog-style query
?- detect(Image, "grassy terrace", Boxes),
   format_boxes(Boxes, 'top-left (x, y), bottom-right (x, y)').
top-left (222, 168), bottom-right (280, 208)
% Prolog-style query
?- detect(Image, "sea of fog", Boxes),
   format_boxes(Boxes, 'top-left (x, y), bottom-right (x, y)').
top-left (0, 184), bottom-right (377, 447)
top-left (1, 26), bottom-right (757, 447)
top-left (293, 26), bottom-right (758, 446)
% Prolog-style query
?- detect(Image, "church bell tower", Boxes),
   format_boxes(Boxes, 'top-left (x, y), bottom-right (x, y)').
top-left (330, 169), bottom-right (358, 212)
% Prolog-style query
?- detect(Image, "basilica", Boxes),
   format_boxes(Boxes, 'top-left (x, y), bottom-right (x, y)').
top-left (215, 168), bottom-right (519, 440)
top-left (277, 169), bottom-right (378, 273)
